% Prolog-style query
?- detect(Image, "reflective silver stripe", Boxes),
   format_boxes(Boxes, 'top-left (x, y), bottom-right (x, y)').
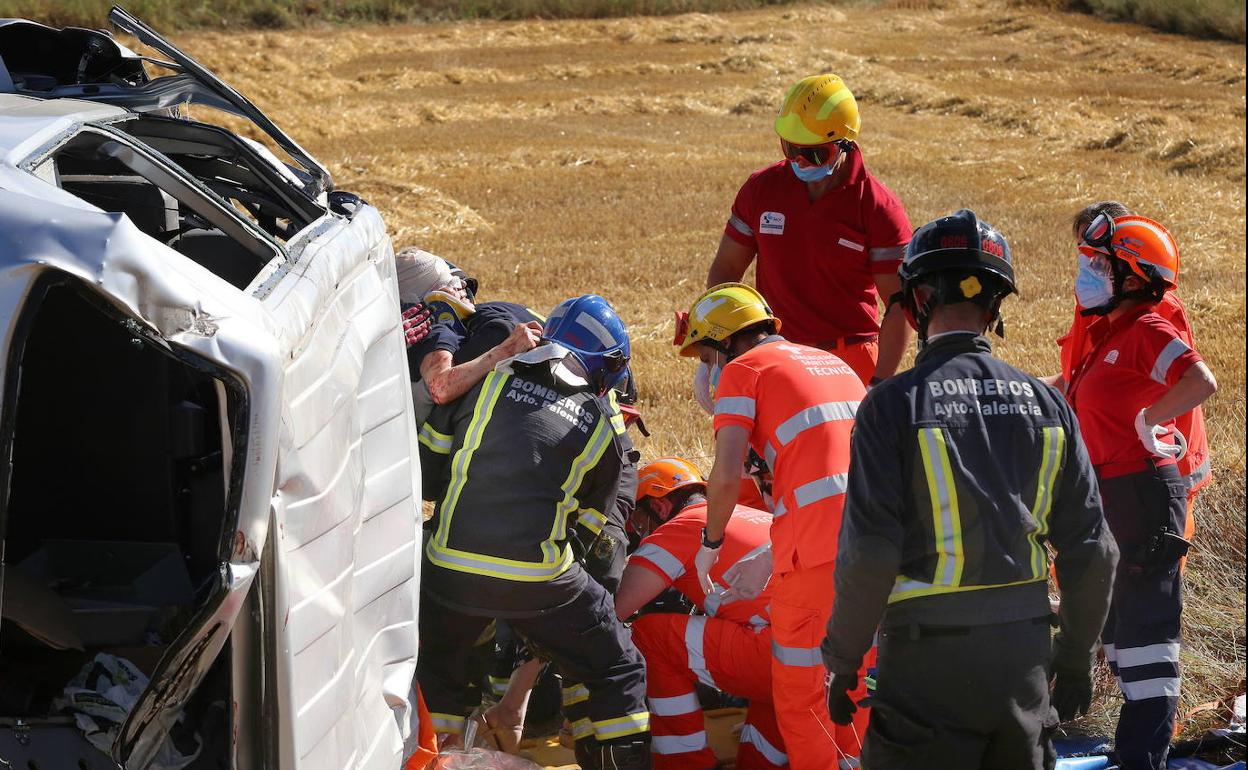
top-left (577, 311), bottom-right (618, 348)
top-left (652, 731), bottom-right (709, 755)
top-left (577, 508), bottom-right (607, 535)
top-left (648, 691), bottom-right (701, 717)
top-left (771, 641), bottom-right (822, 667)
top-left (418, 422), bottom-right (453, 454)
top-left (1120, 677), bottom-right (1181, 700)
top-left (764, 441), bottom-right (777, 470)
top-left (715, 396), bottom-right (757, 420)
top-left (571, 718), bottom-right (594, 740)
top-left (739, 724), bottom-right (789, 766)
top-left (1150, 337), bottom-right (1191, 384)
top-left (749, 614), bottom-right (769, 629)
top-left (562, 683), bottom-right (590, 706)
top-left (593, 712), bottom-right (650, 740)
top-left (1116, 642), bottom-right (1181, 668)
top-left (774, 401), bottom-right (860, 446)
top-left (632, 543), bottom-right (686, 581)
top-left (1184, 456), bottom-right (1211, 488)
top-left (776, 474), bottom-right (849, 519)
top-left (427, 543), bottom-right (573, 579)
top-left (869, 245), bottom-right (905, 263)
top-left (728, 214), bottom-right (754, 237)
top-left (685, 616), bottom-right (718, 688)
top-left (1103, 643), bottom-right (1117, 664)
top-left (430, 713), bottom-right (466, 733)
top-left (794, 474), bottom-right (849, 507)
top-left (703, 588), bottom-right (725, 616)
top-left (920, 428), bottom-right (960, 587)
top-left (840, 759), bottom-right (863, 769)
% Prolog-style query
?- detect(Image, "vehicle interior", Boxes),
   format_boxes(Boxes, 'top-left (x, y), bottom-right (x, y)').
top-left (36, 126), bottom-right (312, 291)
top-left (0, 275), bottom-right (242, 767)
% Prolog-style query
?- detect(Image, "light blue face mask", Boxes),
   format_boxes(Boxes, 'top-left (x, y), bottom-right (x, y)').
top-left (790, 160), bottom-right (835, 182)
top-left (1074, 254), bottom-right (1116, 311)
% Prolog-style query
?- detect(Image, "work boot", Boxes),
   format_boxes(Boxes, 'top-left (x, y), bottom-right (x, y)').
top-left (598, 738), bottom-right (652, 770)
top-left (574, 737), bottom-right (600, 770)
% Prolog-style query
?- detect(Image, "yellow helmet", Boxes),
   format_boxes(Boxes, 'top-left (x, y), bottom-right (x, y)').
top-left (774, 74), bottom-right (860, 146)
top-left (674, 283), bottom-right (780, 357)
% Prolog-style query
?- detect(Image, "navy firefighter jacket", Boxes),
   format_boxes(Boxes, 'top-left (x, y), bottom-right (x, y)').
top-left (822, 332), bottom-right (1118, 676)
top-left (418, 361), bottom-right (631, 618)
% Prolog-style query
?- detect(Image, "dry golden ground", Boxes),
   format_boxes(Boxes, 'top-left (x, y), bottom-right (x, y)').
top-left (176, 0), bottom-right (1244, 741)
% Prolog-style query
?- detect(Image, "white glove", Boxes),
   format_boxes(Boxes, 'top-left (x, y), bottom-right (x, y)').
top-left (1134, 408), bottom-right (1187, 460)
top-left (693, 362), bottom-right (715, 415)
top-left (694, 543), bottom-right (721, 596)
top-left (722, 545), bottom-right (773, 602)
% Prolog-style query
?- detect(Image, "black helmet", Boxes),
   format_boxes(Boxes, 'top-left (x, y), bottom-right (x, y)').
top-left (898, 209), bottom-right (1016, 341)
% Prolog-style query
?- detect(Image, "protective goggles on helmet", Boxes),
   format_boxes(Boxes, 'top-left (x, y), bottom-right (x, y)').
top-left (780, 138), bottom-right (848, 166)
top-left (1079, 211), bottom-right (1116, 253)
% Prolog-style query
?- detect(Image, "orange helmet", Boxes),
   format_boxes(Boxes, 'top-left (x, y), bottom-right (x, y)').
top-left (635, 457), bottom-right (706, 503)
top-left (1079, 214), bottom-right (1180, 290)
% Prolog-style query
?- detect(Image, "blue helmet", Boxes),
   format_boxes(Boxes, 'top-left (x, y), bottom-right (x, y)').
top-left (543, 295), bottom-right (631, 394)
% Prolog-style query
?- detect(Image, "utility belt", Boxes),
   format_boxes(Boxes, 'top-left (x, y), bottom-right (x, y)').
top-left (888, 614), bottom-right (1053, 641)
top-left (1094, 455), bottom-right (1177, 480)
top-left (815, 333), bottom-right (878, 351)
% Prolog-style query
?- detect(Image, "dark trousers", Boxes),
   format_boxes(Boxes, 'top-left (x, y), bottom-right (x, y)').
top-left (418, 574), bottom-right (649, 745)
top-left (563, 523), bottom-right (629, 746)
top-left (1099, 465), bottom-right (1189, 770)
top-left (862, 616), bottom-right (1056, 770)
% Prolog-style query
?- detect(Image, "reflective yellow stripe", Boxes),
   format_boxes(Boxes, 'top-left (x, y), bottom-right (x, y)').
top-left (593, 712), bottom-right (651, 740)
top-left (918, 427), bottom-right (963, 588)
top-left (1029, 427), bottom-right (1066, 579)
top-left (434, 371), bottom-right (508, 551)
top-left (427, 542), bottom-right (575, 581)
top-left (418, 422), bottom-right (454, 454)
top-left (526, 307), bottom-right (546, 323)
top-left (606, 389), bottom-right (626, 435)
top-left (576, 508), bottom-right (607, 536)
top-left (889, 575), bottom-right (1046, 603)
top-left (562, 683), bottom-right (590, 706)
top-left (571, 718), bottom-right (594, 740)
top-left (549, 419), bottom-right (613, 562)
top-left (430, 712), bottom-right (466, 734)
top-left (427, 372), bottom-right (577, 581)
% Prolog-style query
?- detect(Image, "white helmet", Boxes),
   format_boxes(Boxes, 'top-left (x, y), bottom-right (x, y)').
top-left (395, 247), bottom-right (454, 304)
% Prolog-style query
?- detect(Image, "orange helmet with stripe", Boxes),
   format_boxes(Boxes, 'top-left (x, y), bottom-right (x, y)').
top-left (635, 457), bottom-right (706, 503)
top-left (1079, 214), bottom-right (1180, 291)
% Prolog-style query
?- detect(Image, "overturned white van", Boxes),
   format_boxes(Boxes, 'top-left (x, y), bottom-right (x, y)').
top-left (0, 8), bottom-right (423, 769)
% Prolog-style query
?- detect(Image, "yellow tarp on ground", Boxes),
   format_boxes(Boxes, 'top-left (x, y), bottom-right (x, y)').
top-left (520, 708), bottom-right (747, 769)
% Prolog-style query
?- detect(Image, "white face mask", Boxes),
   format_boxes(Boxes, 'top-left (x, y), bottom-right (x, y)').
top-left (1074, 254), bottom-right (1116, 311)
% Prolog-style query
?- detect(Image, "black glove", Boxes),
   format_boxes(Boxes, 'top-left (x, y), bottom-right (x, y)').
top-left (826, 672), bottom-right (858, 726)
top-left (1050, 664), bottom-right (1093, 722)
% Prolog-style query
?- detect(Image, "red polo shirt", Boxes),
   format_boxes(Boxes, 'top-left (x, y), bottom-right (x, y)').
top-left (723, 148), bottom-right (911, 346)
top-left (1068, 304), bottom-right (1203, 477)
top-left (1058, 293), bottom-right (1211, 492)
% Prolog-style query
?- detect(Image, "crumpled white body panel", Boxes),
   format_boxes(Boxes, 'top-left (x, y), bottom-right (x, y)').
top-left (1, 133), bottom-right (421, 770)
top-left (264, 206), bottom-right (423, 770)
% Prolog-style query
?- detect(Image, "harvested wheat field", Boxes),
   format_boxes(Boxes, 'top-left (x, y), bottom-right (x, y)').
top-left (181, 0), bottom-right (1244, 744)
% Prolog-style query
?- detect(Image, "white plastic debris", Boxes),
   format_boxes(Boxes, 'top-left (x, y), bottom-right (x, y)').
top-left (57, 653), bottom-right (201, 770)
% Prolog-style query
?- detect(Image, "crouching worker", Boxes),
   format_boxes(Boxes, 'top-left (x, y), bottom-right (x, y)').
top-left (614, 458), bottom-right (789, 770)
top-left (416, 295), bottom-right (651, 770)
top-left (821, 210), bottom-right (1119, 770)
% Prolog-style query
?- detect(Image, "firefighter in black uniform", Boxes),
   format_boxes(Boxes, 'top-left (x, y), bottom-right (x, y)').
top-left (416, 294), bottom-right (651, 770)
top-left (820, 210), bottom-right (1120, 770)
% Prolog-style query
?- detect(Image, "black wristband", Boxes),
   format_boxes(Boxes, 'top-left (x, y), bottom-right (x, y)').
top-left (701, 527), bottom-right (724, 549)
